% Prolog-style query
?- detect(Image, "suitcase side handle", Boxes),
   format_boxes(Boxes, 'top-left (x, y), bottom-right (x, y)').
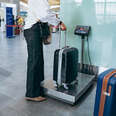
top-left (103, 85), bottom-right (112, 97)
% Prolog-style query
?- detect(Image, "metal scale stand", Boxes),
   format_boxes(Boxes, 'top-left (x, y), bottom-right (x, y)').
top-left (42, 25), bottom-right (95, 105)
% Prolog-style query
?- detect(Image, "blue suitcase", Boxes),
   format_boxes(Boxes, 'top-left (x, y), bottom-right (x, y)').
top-left (94, 69), bottom-right (116, 116)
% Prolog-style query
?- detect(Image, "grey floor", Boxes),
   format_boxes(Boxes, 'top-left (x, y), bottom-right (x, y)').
top-left (0, 31), bottom-right (96, 116)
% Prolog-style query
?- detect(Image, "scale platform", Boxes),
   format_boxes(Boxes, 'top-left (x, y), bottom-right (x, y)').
top-left (42, 73), bottom-right (95, 105)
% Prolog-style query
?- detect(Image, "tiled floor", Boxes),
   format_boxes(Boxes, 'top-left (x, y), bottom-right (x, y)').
top-left (0, 31), bottom-right (96, 116)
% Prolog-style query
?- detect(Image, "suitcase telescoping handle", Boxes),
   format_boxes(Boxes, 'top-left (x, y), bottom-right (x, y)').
top-left (59, 25), bottom-right (67, 49)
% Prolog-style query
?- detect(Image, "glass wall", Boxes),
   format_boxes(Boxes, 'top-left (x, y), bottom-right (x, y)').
top-left (60, 0), bottom-right (116, 68)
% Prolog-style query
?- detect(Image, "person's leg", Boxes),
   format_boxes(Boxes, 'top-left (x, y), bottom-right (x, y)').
top-left (24, 25), bottom-right (46, 101)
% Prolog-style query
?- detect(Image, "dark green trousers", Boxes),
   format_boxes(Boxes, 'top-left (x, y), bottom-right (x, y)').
top-left (24, 22), bottom-right (44, 98)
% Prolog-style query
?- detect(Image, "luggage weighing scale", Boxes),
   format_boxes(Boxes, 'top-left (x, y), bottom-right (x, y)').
top-left (42, 25), bottom-right (95, 105)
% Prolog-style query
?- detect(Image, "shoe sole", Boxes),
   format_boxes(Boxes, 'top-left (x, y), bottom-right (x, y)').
top-left (25, 97), bottom-right (47, 102)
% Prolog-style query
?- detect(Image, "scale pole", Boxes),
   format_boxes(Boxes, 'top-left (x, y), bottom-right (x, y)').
top-left (80, 35), bottom-right (85, 72)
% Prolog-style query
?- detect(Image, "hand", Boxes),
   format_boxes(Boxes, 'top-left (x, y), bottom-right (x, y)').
top-left (59, 21), bottom-right (67, 31)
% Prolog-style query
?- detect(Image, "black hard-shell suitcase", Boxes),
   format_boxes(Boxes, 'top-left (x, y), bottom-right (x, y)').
top-left (53, 30), bottom-right (79, 86)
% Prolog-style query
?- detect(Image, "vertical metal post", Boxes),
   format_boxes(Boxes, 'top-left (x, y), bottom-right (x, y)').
top-left (64, 30), bottom-right (67, 47)
top-left (59, 25), bottom-right (61, 49)
top-left (59, 26), bottom-right (67, 49)
top-left (80, 35), bottom-right (85, 72)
